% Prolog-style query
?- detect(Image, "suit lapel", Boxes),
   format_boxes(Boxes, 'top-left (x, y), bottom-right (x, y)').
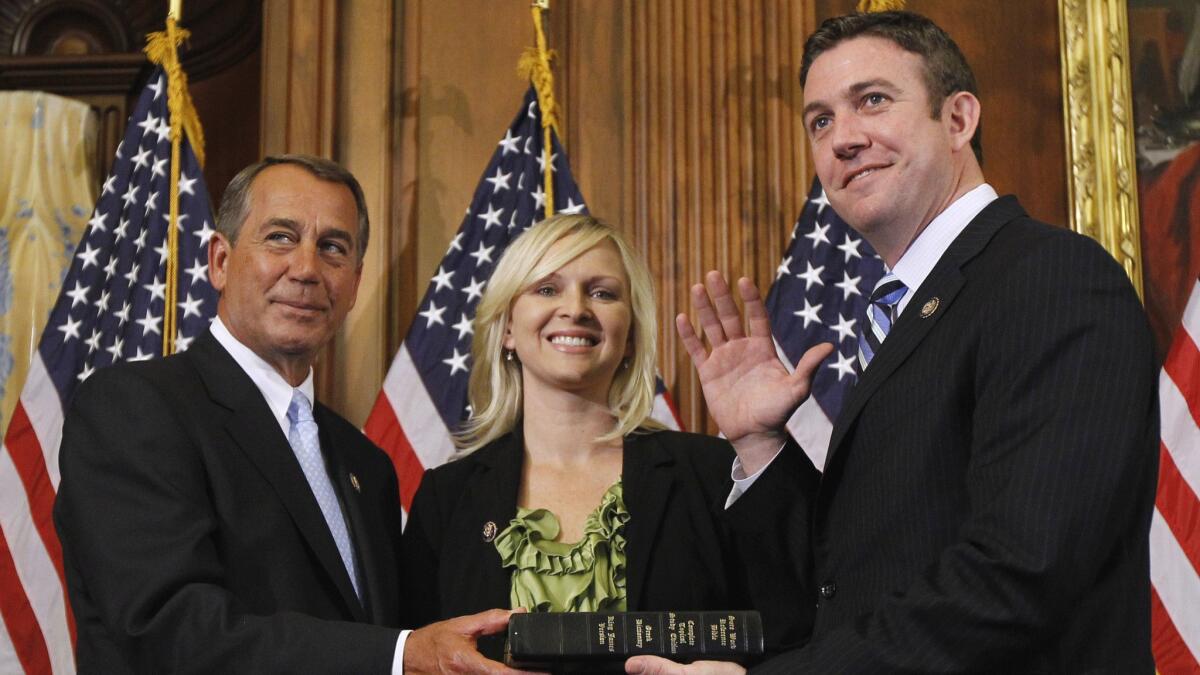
top-left (470, 433), bottom-right (525, 609)
top-left (621, 434), bottom-right (674, 609)
top-left (189, 332), bottom-right (366, 622)
top-left (825, 197), bottom-right (1026, 470)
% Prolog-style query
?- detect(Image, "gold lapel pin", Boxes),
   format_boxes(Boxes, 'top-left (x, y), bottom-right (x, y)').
top-left (920, 297), bottom-right (940, 318)
top-left (482, 521), bottom-right (498, 542)
top-left (349, 473), bottom-right (361, 493)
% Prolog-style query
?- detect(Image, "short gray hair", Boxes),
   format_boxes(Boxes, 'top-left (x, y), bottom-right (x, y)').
top-left (215, 154), bottom-right (370, 260)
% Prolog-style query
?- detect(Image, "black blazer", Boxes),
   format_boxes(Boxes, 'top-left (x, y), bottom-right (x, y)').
top-left (54, 330), bottom-right (405, 674)
top-left (400, 428), bottom-right (813, 659)
top-left (737, 197), bottom-right (1160, 673)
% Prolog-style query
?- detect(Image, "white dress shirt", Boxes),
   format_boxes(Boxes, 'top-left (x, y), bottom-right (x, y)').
top-left (211, 317), bottom-right (411, 673)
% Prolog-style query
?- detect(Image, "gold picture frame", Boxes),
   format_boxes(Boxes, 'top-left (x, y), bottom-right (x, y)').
top-left (1058, 0), bottom-right (1143, 298)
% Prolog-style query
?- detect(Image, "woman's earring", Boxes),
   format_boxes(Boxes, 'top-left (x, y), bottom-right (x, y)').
top-left (621, 358), bottom-right (631, 370)
top-left (505, 349), bottom-right (515, 362)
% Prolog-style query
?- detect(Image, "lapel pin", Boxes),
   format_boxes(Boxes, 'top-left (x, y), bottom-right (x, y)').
top-left (349, 473), bottom-right (361, 493)
top-left (482, 521), bottom-right (498, 542)
top-left (920, 297), bottom-right (940, 319)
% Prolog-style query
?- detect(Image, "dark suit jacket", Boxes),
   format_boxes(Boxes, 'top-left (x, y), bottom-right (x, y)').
top-left (737, 197), bottom-right (1160, 673)
top-left (54, 330), bottom-right (405, 674)
top-left (400, 428), bottom-right (813, 660)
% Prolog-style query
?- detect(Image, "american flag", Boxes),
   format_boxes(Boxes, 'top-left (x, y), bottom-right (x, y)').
top-left (1151, 275), bottom-right (1200, 674)
top-left (365, 86), bottom-right (680, 515)
top-left (0, 66), bottom-right (217, 674)
top-left (765, 177), bottom-right (883, 471)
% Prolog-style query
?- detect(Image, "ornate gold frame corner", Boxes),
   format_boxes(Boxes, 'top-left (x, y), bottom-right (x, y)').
top-left (1058, 0), bottom-right (1144, 298)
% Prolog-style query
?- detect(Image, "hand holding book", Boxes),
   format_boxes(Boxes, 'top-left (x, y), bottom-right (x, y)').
top-left (624, 656), bottom-right (746, 675)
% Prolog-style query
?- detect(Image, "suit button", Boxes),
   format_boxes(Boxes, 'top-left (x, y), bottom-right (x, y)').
top-left (819, 582), bottom-right (837, 599)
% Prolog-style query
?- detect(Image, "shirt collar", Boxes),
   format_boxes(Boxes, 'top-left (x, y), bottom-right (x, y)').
top-left (890, 183), bottom-right (998, 315)
top-left (211, 316), bottom-right (315, 436)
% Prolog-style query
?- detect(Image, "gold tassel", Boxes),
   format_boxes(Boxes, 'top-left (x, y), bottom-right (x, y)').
top-left (143, 21), bottom-right (205, 167)
top-left (519, 2), bottom-right (559, 217)
top-left (144, 17), bottom-right (205, 355)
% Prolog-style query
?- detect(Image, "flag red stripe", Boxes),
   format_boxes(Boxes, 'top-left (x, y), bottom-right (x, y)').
top-left (1165, 325), bottom-right (1200, 428)
top-left (1156, 441), bottom-right (1200, 580)
top-left (0, 522), bottom-right (54, 675)
top-left (1152, 585), bottom-right (1200, 675)
top-left (5, 404), bottom-right (76, 646)
top-left (363, 393), bottom-right (428, 511)
top-left (661, 391), bottom-right (685, 431)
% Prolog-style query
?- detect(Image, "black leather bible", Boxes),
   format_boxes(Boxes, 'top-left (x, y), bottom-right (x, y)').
top-left (505, 610), bottom-right (763, 671)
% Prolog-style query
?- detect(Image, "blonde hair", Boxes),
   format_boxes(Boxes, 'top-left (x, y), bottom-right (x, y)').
top-left (455, 214), bottom-right (665, 453)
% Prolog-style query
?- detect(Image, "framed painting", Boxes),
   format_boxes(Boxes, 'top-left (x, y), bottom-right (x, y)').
top-left (1060, 0), bottom-right (1200, 353)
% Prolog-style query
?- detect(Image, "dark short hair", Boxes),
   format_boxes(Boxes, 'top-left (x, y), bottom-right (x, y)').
top-left (800, 11), bottom-right (982, 163)
top-left (214, 154), bottom-right (370, 260)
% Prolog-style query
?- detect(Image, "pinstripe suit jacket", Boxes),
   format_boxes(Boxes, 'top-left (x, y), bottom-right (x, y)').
top-left (736, 196), bottom-right (1160, 673)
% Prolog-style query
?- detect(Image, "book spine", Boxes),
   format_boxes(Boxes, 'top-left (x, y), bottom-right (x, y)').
top-left (506, 610), bottom-right (763, 665)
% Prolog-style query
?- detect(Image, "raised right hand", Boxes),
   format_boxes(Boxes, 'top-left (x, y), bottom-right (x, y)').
top-left (676, 272), bottom-right (833, 473)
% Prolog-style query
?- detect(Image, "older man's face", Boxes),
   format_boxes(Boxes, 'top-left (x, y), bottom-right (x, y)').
top-left (209, 164), bottom-right (362, 374)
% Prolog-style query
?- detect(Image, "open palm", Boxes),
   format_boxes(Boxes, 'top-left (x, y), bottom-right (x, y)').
top-left (676, 272), bottom-right (833, 470)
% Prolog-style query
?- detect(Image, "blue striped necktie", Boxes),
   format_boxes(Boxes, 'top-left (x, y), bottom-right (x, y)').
top-left (857, 273), bottom-right (908, 372)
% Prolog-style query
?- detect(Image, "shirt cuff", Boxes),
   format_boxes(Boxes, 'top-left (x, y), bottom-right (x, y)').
top-left (393, 629), bottom-right (411, 674)
top-left (724, 443), bottom-right (785, 508)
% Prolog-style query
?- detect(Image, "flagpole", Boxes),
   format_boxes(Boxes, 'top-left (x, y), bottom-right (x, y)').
top-left (164, 1), bottom-right (183, 354)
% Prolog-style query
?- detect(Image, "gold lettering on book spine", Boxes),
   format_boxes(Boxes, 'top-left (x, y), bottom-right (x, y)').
top-left (1058, 0), bottom-right (1143, 297)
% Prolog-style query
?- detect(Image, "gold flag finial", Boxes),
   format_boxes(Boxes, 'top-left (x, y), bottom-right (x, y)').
top-left (856, 0), bottom-right (905, 12)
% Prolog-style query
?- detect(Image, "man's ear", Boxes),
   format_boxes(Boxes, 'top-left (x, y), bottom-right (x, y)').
top-left (943, 91), bottom-right (981, 153)
top-left (208, 232), bottom-right (231, 293)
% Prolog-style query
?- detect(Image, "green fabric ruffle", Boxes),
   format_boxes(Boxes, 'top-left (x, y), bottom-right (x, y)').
top-left (494, 480), bottom-right (629, 613)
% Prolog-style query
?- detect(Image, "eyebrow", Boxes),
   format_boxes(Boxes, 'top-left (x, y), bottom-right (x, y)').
top-left (802, 78), bottom-right (899, 119)
top-left (261, 218), bottom-right (356, 245)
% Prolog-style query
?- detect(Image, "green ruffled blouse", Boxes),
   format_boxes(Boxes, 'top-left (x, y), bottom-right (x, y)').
top-left (493, 480), bottom-right (630, 613)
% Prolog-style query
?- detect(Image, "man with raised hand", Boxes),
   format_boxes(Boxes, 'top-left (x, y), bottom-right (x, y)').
top-left (629, 10), bottom-right (1157, 675)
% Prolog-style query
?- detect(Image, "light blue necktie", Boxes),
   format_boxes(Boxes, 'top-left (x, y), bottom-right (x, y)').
top-left (287, 389), bottom-right (361, 600)
top-left (857, 273), bottom-right (908, 372)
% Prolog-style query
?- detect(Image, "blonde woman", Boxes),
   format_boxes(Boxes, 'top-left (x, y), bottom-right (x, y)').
top-left (400, 215), bottom-right (811, 661)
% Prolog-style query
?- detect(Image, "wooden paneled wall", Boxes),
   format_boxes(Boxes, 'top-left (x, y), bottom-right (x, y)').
top-left (260, 0), bottom-right (394, 421)
top-left (551, 2), bottom-right (815, 433)
top-left (259, 0), bottom-right (1067, 432)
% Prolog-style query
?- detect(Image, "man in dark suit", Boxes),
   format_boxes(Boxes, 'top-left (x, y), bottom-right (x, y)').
top-left (55, 155), bottom-right (522, 674)
top-left (628, 11), bottom-right (1158, 675)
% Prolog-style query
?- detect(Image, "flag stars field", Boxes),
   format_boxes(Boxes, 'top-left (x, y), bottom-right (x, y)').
top-left (764, 178), bottom-right (885, 469)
